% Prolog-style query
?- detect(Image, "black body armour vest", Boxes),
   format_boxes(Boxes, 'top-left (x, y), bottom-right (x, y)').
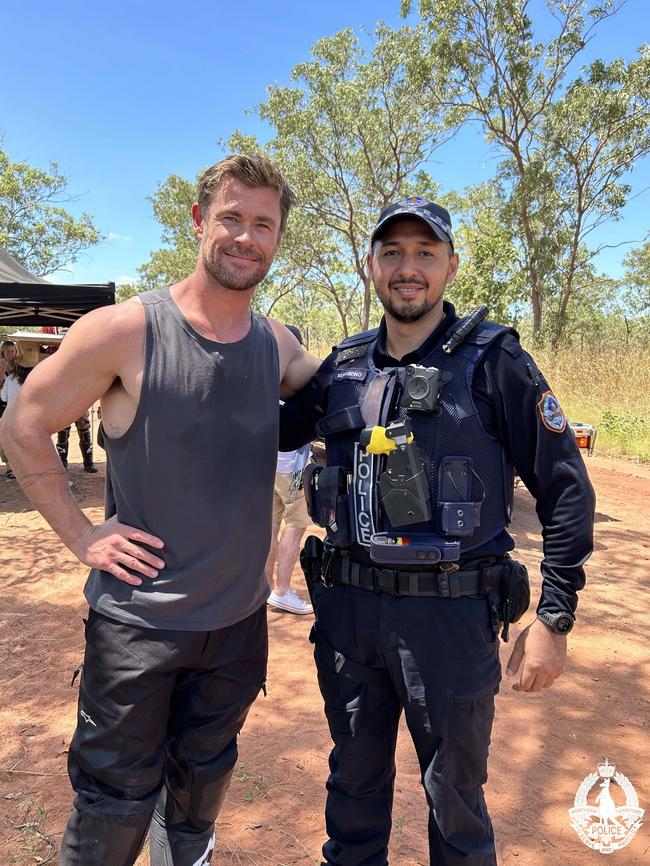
top-left (314, 319), bottom-right (516, 567)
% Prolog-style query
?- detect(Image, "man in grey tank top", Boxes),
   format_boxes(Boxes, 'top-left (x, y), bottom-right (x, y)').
top-left (0, 155), bottom-right (320, 866)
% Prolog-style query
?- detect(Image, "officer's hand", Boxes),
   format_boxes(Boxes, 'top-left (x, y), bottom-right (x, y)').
top-left (506, 618), bottom-right (567, 693)
top-left (72, 516), bottom-right (165, 586)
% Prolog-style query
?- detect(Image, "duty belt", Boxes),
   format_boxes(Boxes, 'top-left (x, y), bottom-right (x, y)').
top-left (326, 551), bottom-right (504, 598)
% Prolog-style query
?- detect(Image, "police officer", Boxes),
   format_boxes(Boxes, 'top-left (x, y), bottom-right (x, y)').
top-left (280, 197), bottom-right (595, 866)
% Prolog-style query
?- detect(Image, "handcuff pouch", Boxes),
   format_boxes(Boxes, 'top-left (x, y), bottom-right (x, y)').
top-left (304, 464), bottom-right (352, 545)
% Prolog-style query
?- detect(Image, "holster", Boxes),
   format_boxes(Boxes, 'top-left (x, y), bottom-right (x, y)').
top-left (299, 535), bottom-right (325, 607)
top-left (496, 557), bottom-right (531, 641)
top-left (303, 464), bottom-right (352, 545)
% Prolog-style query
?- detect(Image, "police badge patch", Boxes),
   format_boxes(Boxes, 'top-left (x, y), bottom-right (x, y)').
top-left (538, 391), bottom-right (567, 433)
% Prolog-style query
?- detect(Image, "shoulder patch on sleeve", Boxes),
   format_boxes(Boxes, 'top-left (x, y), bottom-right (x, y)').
top-left (537, 391), bottom-right (567, 433)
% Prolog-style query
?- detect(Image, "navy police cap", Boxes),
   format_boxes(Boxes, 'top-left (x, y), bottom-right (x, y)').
top-left (371, 196), bottom-right (454, 249)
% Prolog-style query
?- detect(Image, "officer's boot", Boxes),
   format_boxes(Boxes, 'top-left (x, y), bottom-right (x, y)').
top-left (56, 428), bottom-right (70, 470)
top-left (79, 428), bottom-right (98, 473)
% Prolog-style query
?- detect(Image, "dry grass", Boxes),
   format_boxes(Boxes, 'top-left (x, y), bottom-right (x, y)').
top-left (533, 345), bottom-right (650, 461)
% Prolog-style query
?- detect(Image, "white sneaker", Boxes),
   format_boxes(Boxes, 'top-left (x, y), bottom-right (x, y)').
top-left (267, 589), bottom-right (313, 615)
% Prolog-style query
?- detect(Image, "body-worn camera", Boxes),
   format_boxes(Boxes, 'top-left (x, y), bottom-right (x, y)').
top-left (400, 365), bottom-right (451, 413)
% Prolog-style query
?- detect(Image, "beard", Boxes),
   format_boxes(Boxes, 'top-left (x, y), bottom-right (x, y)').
top-left (202, 242), bottom-right (271, 292)
top-left (378, 277), bottom-right (440, 323)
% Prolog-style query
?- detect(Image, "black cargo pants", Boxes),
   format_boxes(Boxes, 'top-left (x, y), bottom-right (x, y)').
top-left (59, 605), bottom-right (268, 866)
top-left (312, 582), bottom-right (501, 866)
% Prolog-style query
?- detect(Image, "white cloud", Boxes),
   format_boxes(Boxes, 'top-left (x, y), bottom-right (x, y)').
top-left (107, 232), bottom-right (132, 243)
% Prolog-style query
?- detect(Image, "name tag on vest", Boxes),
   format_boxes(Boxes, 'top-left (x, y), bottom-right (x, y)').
top-left (335, 369), bottom-right (368, 382)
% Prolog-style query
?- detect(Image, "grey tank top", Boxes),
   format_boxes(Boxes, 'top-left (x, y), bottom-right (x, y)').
top-left (84, 287), bottom-right (279, 631)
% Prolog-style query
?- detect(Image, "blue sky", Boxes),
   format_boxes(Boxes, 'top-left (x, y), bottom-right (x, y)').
top-left (2, 0), bottom-right (648, 286)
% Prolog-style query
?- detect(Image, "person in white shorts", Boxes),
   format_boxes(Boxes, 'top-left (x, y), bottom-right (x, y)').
top-left (266, 326), bottom-right (314, 616)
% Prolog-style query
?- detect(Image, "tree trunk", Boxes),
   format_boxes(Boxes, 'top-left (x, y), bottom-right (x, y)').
top-left (531, 286), bottom-right (543, 340)
top-left (362, 274), bottom-right (372, 331)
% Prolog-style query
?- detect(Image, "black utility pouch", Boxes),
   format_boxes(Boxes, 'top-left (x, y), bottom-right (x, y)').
top-left (304, 464), bottom-right (352, 546)
top-left (499, 557), bottom-right (531, 641)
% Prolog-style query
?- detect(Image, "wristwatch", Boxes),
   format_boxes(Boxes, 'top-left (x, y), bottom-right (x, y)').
top-left (537, 611), bottom-right (575, 635)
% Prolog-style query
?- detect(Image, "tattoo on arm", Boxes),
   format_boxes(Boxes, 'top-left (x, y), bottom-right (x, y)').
top-left (21, 466), bottom-right (68, 491)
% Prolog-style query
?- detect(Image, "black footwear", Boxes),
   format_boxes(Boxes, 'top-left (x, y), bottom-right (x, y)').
top-left (6, 468), bottom-right (15, 479)
top-left (79, 428), bottom-right (97, 473)
top-left (56, 427), bottom-right (70, 469)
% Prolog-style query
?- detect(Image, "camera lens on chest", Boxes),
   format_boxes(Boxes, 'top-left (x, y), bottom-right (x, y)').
top-left (405, 368), bottom-right (431, 400)
top-left (401, 364), bottom-right (450, 413)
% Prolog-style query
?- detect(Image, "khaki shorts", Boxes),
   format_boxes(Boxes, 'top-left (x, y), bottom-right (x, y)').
top-left (272, 471), bottom-right (310, 528)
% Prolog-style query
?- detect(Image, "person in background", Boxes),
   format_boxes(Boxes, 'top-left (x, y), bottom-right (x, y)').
top-left (0, 340), bottom-right (30, 478)
top-left (0, 339), bottom-right (17, 412)
top-left (36, 341), bottom-right (99, 474)
top-left (57, 411), bottom-right (98, 473)
top-left (266, 325), bottom-right (314, 616)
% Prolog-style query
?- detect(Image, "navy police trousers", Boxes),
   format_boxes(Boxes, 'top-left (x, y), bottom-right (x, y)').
top-left (59, 606), bottom-right (267, 866)
top-left (312, 582), bottom-right (501, 866)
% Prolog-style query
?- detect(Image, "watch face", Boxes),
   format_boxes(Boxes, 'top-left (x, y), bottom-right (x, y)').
top-left (555, 614), bottom-right (573, 634)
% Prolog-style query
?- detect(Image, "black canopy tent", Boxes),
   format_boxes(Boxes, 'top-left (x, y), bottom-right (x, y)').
top-left (0, 248), bottom-right (115, 327)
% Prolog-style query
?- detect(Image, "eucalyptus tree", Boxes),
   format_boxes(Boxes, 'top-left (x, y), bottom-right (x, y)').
top-left (229, 24), bottom-right (454, 332)
top-left (621, 237), bottom-right (650, 315)
top-left (0, 146), bottom-right (100, 276)
top-left (403, 0), bottom-right (650, 342)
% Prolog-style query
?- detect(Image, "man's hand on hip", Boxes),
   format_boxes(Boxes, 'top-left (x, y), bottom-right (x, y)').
top-left (72, 516), bottom-right (165, 586)
top-left (506, 618), bottom-right (567, 693)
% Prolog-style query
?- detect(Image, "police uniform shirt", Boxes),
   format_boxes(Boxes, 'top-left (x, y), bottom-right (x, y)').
top-left (280, 302), bottom-right (595, 618)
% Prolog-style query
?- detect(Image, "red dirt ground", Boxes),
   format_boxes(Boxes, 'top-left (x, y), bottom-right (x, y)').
top-left (0, 445), bottom-right (648, 865)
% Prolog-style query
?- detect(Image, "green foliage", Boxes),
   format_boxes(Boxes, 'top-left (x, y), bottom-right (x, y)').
top-left (404, 0), bottom-right (650, 341)
top-left (228, 24), bottom-right (453, 332)
top-left (446, 182), bottom-right (527, 324)
top-left (134, 4), bottom-right (649, 355)
top-left (138, 174), bottom-right (198, 288)
top-left (621, 238), bottom-right (650, 314)
top-left (115, 282), bottom-right (142, 303)
top-left (0, 146), bottom-right (101, 275)
top-left (599, 411), bottom-right (649, 460)
top-left (600, 410), bottom-right (646, 438)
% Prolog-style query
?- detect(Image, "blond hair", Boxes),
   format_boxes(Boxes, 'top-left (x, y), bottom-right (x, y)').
top-left (197, 154), bottom-right (296, 233)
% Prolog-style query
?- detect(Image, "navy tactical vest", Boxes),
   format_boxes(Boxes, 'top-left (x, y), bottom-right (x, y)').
top-left (314, 319), bottom-right (516, 566)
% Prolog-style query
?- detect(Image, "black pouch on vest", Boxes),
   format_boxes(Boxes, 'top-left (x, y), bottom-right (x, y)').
top-left (304, 464), bottom-right (352, 546)
top-left (315, 405), bottom-right (365, 438)
top-left (499, 558), bottom-right (531, 641)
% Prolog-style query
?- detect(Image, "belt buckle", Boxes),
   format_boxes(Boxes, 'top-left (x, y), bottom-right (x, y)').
top-left (438, 561), bottom-right (460, 573)
top-left (373, 567), bottom-right (398, 596)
